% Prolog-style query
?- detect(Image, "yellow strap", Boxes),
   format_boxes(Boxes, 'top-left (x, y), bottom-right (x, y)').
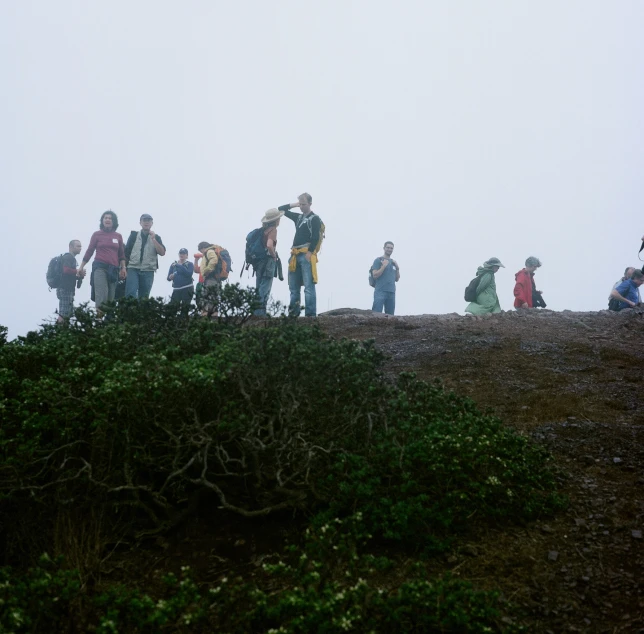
top-left (288, 247), bottom-right (318, 284)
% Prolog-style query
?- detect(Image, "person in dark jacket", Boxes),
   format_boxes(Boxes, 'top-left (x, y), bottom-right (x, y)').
top-left (57, 239), bottom-right (85, 323)
top-left (167, 248), bottom-right (194, 308)
top-left (278, 193), bottom-right (324, 317)
top-left (514, 257), bottom-right (542, 309)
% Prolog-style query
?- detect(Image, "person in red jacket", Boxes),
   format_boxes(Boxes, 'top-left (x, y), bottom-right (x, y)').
top-left (514, 257), bottom-right (542, 309)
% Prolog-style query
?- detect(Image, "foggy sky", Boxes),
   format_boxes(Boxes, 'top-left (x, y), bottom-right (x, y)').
top-left (1, 1), bottom-right (642, 339)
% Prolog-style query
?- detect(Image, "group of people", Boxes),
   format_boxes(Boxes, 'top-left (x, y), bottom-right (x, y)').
top-left (53, 193), bottom-right (325, 322)
top-left (51, 199), bottom-right (643, 323)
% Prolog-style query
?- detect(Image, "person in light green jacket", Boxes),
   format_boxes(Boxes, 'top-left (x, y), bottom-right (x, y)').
top-left (465, 257), bottom-right (505, 315)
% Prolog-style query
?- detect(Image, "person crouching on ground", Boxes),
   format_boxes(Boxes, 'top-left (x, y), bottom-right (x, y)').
top-left (610, 267), bottom-right (641, 305)
top-left (610, 269), bottom-right (643, 310)
top-left (371, 241), bottom-right (400, 315)
top-left (514, 256), bottom-right (542, 309)
top-left (255, 208), bottom-right (284, 316)
top-left (167, 248), bottom-right (194, 308)
top-left (465, 257), bottom-right (504, 315)
top-left (78, 210), bottom-right (126, 317)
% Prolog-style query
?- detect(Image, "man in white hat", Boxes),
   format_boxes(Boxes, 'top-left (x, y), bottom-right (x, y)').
top-left (254, 208), bottom-right (284, 315)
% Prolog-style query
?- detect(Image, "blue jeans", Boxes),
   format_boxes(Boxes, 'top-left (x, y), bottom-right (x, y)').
top-left (372, 290), bottom-right (395, 315)
top-left (288, 253), bottom-right (316, 317)
top-left (125, 269), bottom-right (155, 299)
top-left (255, 259), bottom-right (276, 316)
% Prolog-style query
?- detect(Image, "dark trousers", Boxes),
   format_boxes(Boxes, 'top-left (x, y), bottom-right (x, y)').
top-left (171, 286), bottom-right (194, 308)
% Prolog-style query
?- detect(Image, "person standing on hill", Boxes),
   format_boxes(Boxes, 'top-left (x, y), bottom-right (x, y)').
top-left (371, 241), bottom-right (400, 315)
top-left (124, 213), bottom-right (166, 299)
top-left (254, 208), bottom-right (284, 316)
top-left (167, 248), bottom-right (194, 308)
top-left (278, 193), bottom-right (324, 317)
top-left (514, 257), bottom-right (542, 309)
top-left (465, 257), bottom-right (504, 315)
top-left (78, 210), bottom-right (126, 317)
top-left (56, 239), bottom-right (85, 323)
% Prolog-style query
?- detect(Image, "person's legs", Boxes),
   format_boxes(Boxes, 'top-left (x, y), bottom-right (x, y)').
top-left (288, 260), bottom-right (303, 317)
top-left (125, 268), bottom-right (140, 298)
top-left (256, 275), bottom-right (274, 316)
top-left (179, 287), bottom-right (194, 308)
top-left (202, 278), bottom-right (220, 316)
top-left (138, 271), bottom-right (155, 299)
top-left (372, 290), bottom-right (385, 313)
top-left (93, 268), bottom-right (110, 312)
top-left (56, 288), bottom-right (74, 323)
top-left (300, 254), bottom-right (316, 317)
top-left (384, 292), bottom-right (396, 316)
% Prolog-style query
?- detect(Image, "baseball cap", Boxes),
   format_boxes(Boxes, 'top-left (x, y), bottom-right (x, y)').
top-left (140, 213), bottom-right (153, 221)
top-left (179, 248), bottom-right (188, 255)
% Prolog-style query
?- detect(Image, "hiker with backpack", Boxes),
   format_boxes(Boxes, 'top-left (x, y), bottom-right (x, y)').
top-left (278, 193), bottom-right (325, 317)
top-left (370, 241), bottom-right (400, 315)
top-left (464, 257), bottom-right (504, 315)
top-left (197, 241), bottom-right (232, 317)
top-left (124, 214), bottom-right (166, 299)
top-left (167, 248), bottom-right (195, 308)
top-left (78, 211), bottom-right (126, 317)
top-left (609, 269), bottom-right (643, 310)
top-left (609, 267), bottom-right (641, 310)
top-left (49, 239), bottom-right (85, 324)
top-left (243, 208), bottom-right (285, 316)
top-left (513, 257), bottom-right (542, 309)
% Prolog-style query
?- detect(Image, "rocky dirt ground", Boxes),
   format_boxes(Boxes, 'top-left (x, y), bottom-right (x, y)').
top-left (315, 307), bottom-right (644, 633)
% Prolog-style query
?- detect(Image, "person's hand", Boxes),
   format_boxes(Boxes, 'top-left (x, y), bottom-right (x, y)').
top-left (305, 252), bottom-right (312, 262)
top-left (119, 268), bottom-right (127, 280)
top-left (169, 273), bottom-right (175, 280)
top-left (536, 289), bottom-right (542, 294)
top-left (149, 230), bottom-right (156, 240)
top-left (77, 269), bottom-right (86, 278)
top-left (382, 259), bottom-right (390, 268)
top-left (522, 302), bottom-right (529, 308)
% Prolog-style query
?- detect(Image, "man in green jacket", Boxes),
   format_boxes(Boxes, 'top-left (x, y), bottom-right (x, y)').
top-left (465, 258), bottom-right (504, 315)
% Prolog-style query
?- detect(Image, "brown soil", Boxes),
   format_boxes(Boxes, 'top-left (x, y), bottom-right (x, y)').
top-left (313, 307), bottom-right (644, 633)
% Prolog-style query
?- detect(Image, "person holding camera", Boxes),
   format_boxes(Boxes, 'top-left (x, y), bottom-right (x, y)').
top-left (167, 248), bottom-right (194, 308)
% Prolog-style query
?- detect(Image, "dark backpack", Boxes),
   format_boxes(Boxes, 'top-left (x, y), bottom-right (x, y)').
top-left (368, 268), bottom-right (376, 288)
top-left (608, 297), bottom-right (622, 311)
top-left (46, 255), bottom-right (64, 289)
top-left (464, 276), bottom-right (479, 302)
top-left (244, 228), bottom-right (268, 270)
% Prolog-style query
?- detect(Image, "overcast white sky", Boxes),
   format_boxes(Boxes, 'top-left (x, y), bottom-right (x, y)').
top-left (1, 1), bottom-right (642, 338)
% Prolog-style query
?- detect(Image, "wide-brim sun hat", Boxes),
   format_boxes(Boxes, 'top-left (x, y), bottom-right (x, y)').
top-left (485, 257), bottom-right (505, 268)
top-left (261, 208), bottom-right (284, 224)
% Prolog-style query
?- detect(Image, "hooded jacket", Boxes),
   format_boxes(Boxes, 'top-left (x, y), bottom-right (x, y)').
top-left (513, 269), bottom-right (534, 308)
top-left (465, 266), bottom-right (502, 315)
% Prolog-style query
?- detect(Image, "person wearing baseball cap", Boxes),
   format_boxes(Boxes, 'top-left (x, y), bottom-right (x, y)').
top-left (124, 213), bottom-right (166, 299)
top-left (465, 257), bottom-right (504, 315)
top-left (167, 248), bottom-right (194, 309)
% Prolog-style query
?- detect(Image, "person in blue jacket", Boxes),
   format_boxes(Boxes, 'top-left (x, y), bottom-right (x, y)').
top-left (167, 248), bottom-right (194, 308)
top-left (610, 269), bottom-right (643, 310)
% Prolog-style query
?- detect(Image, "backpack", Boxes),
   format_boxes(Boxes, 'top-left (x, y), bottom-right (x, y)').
top-left (244, 228), bottom-right (268, 271)
top-left (205, 246), bottom-right (232, 280)
top-left (608, 297), bottom-right (622, 312)
top-left (368, 268), bottom-right (376, 288)
top-left (464, 276), bottom-right (479, 302)
top-left (296, 213), bottom-right (326, 255)
top-left (46, 254), bottom-right (64, 289)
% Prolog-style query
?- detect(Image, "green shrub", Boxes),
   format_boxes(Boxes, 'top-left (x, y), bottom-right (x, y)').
top-left (0, 518), bottom-right (520, 633)
top-left (0, 291), bottom-right (562, 568)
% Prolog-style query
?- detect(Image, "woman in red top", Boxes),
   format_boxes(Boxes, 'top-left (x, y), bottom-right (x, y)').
top-left (513, 256), bottom-right (541, 309)
top-left (78, 211), bottom-right (126, 316)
